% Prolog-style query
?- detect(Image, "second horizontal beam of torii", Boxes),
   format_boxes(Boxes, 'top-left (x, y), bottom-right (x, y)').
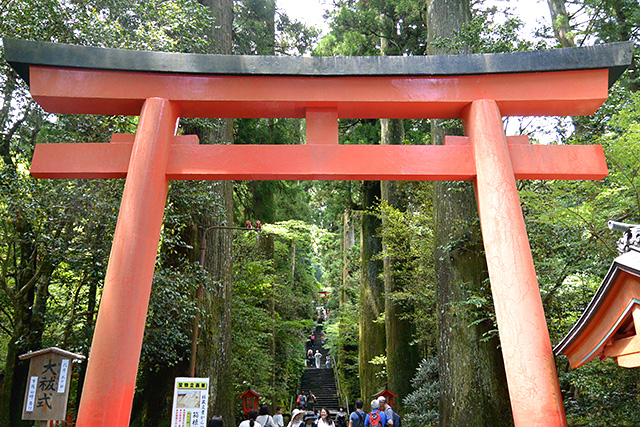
top-left (32, 133), bottom-right (607, 181)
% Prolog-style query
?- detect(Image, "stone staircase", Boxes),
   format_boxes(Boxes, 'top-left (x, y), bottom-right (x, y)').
top-left (300, 324), bottom-right (340, 413)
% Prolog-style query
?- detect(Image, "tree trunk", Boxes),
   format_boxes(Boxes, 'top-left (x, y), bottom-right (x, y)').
top-left (337, 209), bottom-right (360, 404)
top-left (381, 119), bottom-right (418, 414)
top-left (256, 234), bottom-right (276, 408)
top-left (546, 0), bottom-right (575, 47)
top-left (74, 269), bottom-right (99, 416)
top-left (194, 1), bottom-right (235, 423)
top-left (342, 210), bottom-right (356, 306)
top-left (428, 0), bottom-right (513, 425)
top-left (359, 181), bottom-right (386, 410)
top-left (1, 268), bottom-right (53, 427)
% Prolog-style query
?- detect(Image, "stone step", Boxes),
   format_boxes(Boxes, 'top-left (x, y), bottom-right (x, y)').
top-left (297, 324), bottom-right (342, 413)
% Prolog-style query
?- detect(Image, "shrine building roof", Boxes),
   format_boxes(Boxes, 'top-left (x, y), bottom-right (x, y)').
top-left (555, 228), bottom-right (640, 369)
top-left (4, 38), bottom-right (633, 88)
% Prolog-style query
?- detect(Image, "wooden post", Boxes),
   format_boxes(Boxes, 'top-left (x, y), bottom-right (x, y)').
top-left (464, 99), bottom-right (567, 426)
top-left (76, 98), bottom-right (179, 427)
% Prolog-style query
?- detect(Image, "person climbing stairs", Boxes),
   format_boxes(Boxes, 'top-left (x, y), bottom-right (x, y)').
top-left (300, 323), bottom-right (340, 413)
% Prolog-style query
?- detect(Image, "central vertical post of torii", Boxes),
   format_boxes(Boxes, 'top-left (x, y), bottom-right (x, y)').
top-left (4, 38), bottom-right (632, 427)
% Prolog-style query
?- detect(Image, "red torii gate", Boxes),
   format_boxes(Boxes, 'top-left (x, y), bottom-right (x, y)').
top-left (5, 38), bottom-right (633, 427)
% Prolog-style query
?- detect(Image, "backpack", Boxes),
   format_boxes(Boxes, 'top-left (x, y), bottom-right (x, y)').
top-left (259, 415), bottom-right (273, 427)
top-left (391, 412), bottom-right (401, 427)
top-left (355, 411), bottom-right (365, 427)
top-left (368, 411), bottom-right (381, 427)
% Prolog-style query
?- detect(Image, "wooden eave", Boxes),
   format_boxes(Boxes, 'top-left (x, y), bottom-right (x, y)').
top-left (373, 388), bottom-right (398, 398)
top-left (18, 346), bottom-right (85, 360)
top-left (238, 388), bottom-right (262, 398)
top-left (554, 250), bottom-right (640, 368)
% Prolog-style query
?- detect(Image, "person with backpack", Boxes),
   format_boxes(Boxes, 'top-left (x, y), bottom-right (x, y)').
top-left (376, 397), bottom-right (399, 427)
top-left (307, 391), bottom-right (317, 410)
top-left (273, 407), bottom-right (284, 427)
top-left (364, 400), bottom-right (387, 427)
top-left (256, 405), bottom-right (276, 427)
top-left (297, 392), bottom-right (307, 409)
top-left (348, 400), bottom-right (366, 427)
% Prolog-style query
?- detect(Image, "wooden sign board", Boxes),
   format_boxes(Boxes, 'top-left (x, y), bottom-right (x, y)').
top-left (20, 347), bottom-right (84, 421)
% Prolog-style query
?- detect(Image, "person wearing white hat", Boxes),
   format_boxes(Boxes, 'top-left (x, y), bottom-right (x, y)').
top-left (287, 409), bottom-right (305, 427)
top-left (377, 397), bottom-right (394, 426)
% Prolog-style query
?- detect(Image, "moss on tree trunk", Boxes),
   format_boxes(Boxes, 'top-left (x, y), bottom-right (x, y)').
top-left (428, 0), bottom-right (513, 425)
top-left (359, 181), bottom-right (386, 410)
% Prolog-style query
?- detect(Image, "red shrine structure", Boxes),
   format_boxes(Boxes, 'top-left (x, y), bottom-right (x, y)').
top-left (238, 388), bottom-right (262, 417)
top-left (556, 222), bottom-right (640, 369)
top-left (4, 37), bottom-right (633, 427)
top-left (373, 388), bottom-right (398, 408)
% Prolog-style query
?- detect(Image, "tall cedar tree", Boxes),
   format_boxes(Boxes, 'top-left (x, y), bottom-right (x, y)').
top-left (427, 0), bottom-right (513, 425)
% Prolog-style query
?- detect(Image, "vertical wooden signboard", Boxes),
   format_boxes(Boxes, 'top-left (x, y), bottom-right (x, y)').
top-left (20, 347), bottom-right (85, 423)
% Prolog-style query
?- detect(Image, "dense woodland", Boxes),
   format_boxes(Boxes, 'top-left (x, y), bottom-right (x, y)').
top-left (1, 0), bottom-right (639, 426)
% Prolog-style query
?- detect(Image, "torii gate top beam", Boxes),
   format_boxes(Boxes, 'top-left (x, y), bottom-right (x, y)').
top-left (3, 38), bottom-right (633, 119)
top-left (5, 38), bottom-right (631, 85)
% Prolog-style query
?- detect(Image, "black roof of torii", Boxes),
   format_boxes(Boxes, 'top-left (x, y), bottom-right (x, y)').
top-left (3, 37), bottom-right (634, 88)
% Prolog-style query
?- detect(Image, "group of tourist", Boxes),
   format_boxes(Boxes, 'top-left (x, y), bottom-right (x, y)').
top-left (286, 407), bottom-right (338, 427)
top-left (348, 397), bottom-right (399, 427)
top-left (282, 396), bottom-right (399, 427)
top-left (306, 349), bottom-right (331, 368)
top-left (235, 406), bottom-right (285, 427)
top-left (296, 390), bottom-right (317, 410)
top-left (224, 307), bottom-right (402, 427)
top-left (207, 395), bottom-right (399, 427)
top-left (306, 309), bottom-right (331, 370)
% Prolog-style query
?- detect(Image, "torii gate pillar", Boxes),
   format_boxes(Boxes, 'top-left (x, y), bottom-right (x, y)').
top-left (4, 38), bottom-right (633, 427)
top-left (76, 98), bottom-right (179, 424)
top-left (466, 99), bottom-right (565, 425)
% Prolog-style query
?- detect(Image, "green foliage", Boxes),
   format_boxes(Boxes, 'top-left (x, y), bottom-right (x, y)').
top-left (141, 265), bottom-right (205, 369)
top-left (402, 357), bottom-right (439, 427)
top-left (232, 221), bottom-right (321, 410)
top-left (430, 13), bottom-right (546, 54)
top-left (234, 0), bottom-right (319, 55)
top-left (323, 300), bottom-right (361, 403)
top-left (233, 118), bottom-right (312, 224)
top-left (315, 0), bottom-right (427, 56)
top-left (521, 79), bottom-right (640, 424)
top-left (375, 182), bottom-right (436, 353)
top-left (560, 359), bottom-right (640, 426)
